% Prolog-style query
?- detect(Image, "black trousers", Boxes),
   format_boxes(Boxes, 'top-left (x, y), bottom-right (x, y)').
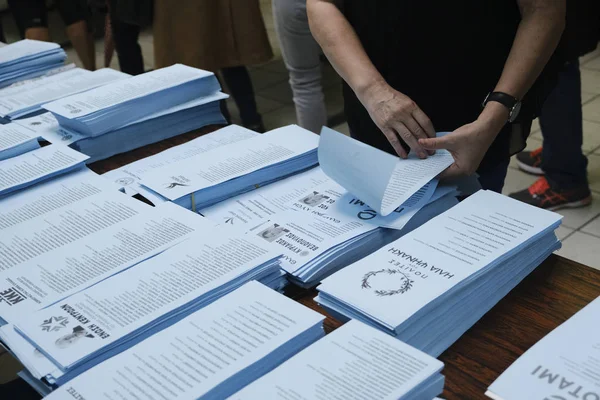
top-left (8, 0), bottom-right (90, 37)
top-left (107, 0), bottom-right (144, 75)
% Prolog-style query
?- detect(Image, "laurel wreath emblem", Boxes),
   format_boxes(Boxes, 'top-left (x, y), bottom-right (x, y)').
top-left (361, 268), bottom-right (414, 296)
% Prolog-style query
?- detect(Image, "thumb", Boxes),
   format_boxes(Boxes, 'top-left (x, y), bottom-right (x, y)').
top-left (418, 135), bottom-right (453, 150)
top-left (437, 163), bottom-right (462, 180)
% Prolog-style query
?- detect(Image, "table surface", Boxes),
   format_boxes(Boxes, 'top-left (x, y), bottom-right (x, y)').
top-left (86, 127), bottom-right (600, 399)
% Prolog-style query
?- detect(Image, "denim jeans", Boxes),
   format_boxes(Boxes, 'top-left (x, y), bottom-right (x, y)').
top-left (273, 0), bottom-right (327, 133)
top-left (540, 60), bottom-right (588, 189)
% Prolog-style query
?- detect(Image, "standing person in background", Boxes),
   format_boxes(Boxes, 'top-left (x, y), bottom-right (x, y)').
top-left (154, 0), bottom-right (272, 132)
top-left (8, 0), bottom-right (96, 70)
top-left (307, 0), bottom-right (565, 193)
top-left (509, 0), bottom-right (600, 210)
top-left (103, 0), bottom-right (147, 75)
top-left (273, 0), bottom-right (327, 134)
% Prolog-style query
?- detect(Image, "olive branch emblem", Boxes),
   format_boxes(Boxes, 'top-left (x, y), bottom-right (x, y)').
top-left (361, 268), bottom-right (414, 296)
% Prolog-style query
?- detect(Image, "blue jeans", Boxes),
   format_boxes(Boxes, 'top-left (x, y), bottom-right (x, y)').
top-left (540, 60), bottom-right (588, 189)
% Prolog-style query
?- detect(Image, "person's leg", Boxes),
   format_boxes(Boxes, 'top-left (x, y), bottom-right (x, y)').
top-left (220, 66), bottom-right (264, 132)
top-left (56, 0), bottom-right (96, 70)
top-left (273, 0), bottom-right (326, 133)
top-left (7, 0), bottom-right (50, 40)
top-left (107, 0), bottom-right (144, 75)
top-left (476, 157), bottom-right (510, 193)
top-left (540, 60), bottom-right (588, 189)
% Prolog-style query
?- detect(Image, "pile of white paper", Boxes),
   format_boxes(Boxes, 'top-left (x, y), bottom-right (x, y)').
top-left (0, 144), bottom-right (88, 197)
top-left (0, 68), bottom-right (128, 120)
top-left (486, 296), bottom-right (600, 400)
top-left (10, 220), bottom-right (286, 386)
top-left (17, 90), bottom-right (227, 163)
top-left (42, 282), bottom-right (325, 400)
top-left (43, 64), bottom-right (221, 137)
top-left (0, 122), bottom-right (40, 161)
top-left (232, 320), bottom-right (445, 400)
top-left (139, 124), bottom-right (320, 211)
top-left (317, 190), bottom-right (563, 356)
top-left (0, 40), bottom-right (66, 88)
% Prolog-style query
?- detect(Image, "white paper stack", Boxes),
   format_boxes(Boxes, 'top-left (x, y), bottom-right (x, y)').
top-left (0, 40), bottom-right (66, 88)
top-left (486, 296), bottom-right (600, 400)
top-left (139, 124), bottom-right (320, 211)
top-left (317, 190), bottom-right (563, 356)
top-left (43, 64), bottom-right (221, 137)
top-left (41, 282), bottom-right (325, 400)
top-left (0, 68), bottom-right (128, 120)
top-left (231, 320), bottom-right (445, 400)
top-left (0, 122), bottom-right (40, 161)
top-left (11, 222), bottom-right (285, 386)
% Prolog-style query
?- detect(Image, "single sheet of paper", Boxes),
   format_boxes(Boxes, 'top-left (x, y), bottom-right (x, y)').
top-left (318, 127), bottom-right (453, 216)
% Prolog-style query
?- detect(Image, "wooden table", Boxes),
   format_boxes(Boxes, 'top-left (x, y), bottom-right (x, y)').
top-left (6, 127), bottom-right (600, 400)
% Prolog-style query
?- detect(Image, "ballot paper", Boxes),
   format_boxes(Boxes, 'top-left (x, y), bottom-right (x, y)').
top-left (0, 68), bottom-right (129, 119)
top-left (486, 296), bottom-right (600, 400)
top-left (0, 40), bottom-right (67, 88)
top-left (0, 122), bottom-right (40, 161)
top-left (0, 144), bottom-right (88, 197)
top-left (140, 124), bottom-right (319, 210)
top-left (0, 202), bottom-right (207, 325)
top-left (103, 124), bottom-right (259, 203)
top-left (43, 64), bottom-right (221, 136)
top-left (318, 127), bottom-right (453, 216)
top-left (0, 63), bottom-right (75, 96)
top-left (200, 167), bottom-right (331, 230)
top-left (44, 282), bottom-right (325, 400)
top-left (231, 320), bottom-right (445, 400)
top-left (317, 190), bottom-right (562, 355)
top-left (15, 226), bottom-right (282, 383)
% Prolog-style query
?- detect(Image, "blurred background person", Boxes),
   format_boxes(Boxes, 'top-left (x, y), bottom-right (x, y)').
top-left (509, 0), bottom-right (600, 210)
top-left (153, 0), bottom-right (272, 132)
top-left (273, 0), bottom-right (327, 134)
top-left (7, 0), bottom-right (96, 70)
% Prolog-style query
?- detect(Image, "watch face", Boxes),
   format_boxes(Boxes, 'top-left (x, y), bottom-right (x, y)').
top-left (509, 101), bottom-right (522, 123)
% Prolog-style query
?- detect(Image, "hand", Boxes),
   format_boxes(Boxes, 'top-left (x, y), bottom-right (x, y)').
top-left (359, 81), bottom-right (435, 159)
top-left (418, 102), bottom-right (509, 179)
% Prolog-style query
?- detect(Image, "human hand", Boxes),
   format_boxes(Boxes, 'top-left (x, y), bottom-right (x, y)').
top-left (359, 81), bottom-right (435, 159)
top-left (418, 102), bottom-right (509, 179)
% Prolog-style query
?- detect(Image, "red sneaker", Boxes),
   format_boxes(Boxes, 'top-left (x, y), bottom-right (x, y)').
top-left (509, 176), bottom-right (592, 211)
top-left (515, 147), bottom-right (544, 175)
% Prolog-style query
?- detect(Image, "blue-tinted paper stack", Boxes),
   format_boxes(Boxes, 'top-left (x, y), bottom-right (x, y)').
top-left (0, 40), bottom-right (66, 88)
top-left (43, 64), bottom-right (221, 137)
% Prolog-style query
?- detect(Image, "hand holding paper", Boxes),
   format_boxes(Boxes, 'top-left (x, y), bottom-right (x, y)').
top-left (318, 127), bottom-right (453, 216)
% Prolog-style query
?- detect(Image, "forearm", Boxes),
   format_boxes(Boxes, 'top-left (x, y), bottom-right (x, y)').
top-left (306, 0), bottom-right (384, 100)
top-left (481, 0), bottom-right (565, 125)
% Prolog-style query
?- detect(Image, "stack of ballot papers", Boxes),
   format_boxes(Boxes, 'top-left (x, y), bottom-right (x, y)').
top-left (0, 40), bottom-right (66, 88)
top-left (8, 221), bottom-right (286, 386)
top-left (16, 90), bottom-right (227, 163)
top-left (0, 122), bottom-right (40, 161)
top-left (486, 296), bottom-right (600, 400)
top-left (0, 144), bottom-right (88, 197)
top-left (0, 68), bottom-right (128, 120)
top-left (43, 64), bottom-right (221, 137)
top-left (316, 190), bottom-right (563, 356)
top-left (139, 124), bottom-right (320, 210)
top-left (37, 282), bottom-right (325, 399)
top-left (231, 320), bottom-right (445, 400)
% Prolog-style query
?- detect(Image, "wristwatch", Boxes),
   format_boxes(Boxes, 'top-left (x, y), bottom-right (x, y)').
top-left (482, 92), bottom-right (522, 123)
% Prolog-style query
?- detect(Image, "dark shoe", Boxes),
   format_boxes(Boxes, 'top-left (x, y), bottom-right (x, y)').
top-left (516, 147), bottom-right (544, 175)
top-left (509, 176), bottom-right (592, 211)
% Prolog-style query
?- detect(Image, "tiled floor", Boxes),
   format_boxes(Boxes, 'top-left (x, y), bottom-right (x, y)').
top-left (5, 3), bottom-right (600, 269)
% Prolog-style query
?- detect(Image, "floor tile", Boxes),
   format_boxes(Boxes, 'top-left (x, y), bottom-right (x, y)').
top-left (582, 92), bottom-right (598, 104)
top-left (508, 136), bottom-right (542, 170)
top-left (501, 168), bottom-right (538, 196)
top-left (556, 192), bottom-right (600, 230)
top-left (332, 122), bottom-right (350, 136)
top-left (263, 105), bottom-right (298, 130)
top-left (587, 153), bottom-right (600, 193)
top-left (257, 59), bottom-right (288, 74)
top-left (530, 119), bottom-right (541, 135)
top-left (581, 69), bottom-right (600, 94)
top-left (555, 226), bottom-right (575, 241)
top-left (581, 49), bottom-right (600, 65)
top-left (249, 67), bottom-right (289, 91)
top-left (582, 54), bottom-right (600, 70)
top-left (583, 97), bottom-right (600, 123)
top-left (581, 214), bottom-right (600, 237)
top-left (556, 232), bottom-right (600, 270)
top-left (258, 80), bottom-right (294, 104)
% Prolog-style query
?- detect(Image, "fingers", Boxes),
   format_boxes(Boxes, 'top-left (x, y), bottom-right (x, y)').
top-left (392, 121), bottom-right (428, 159)
top-left (412, 108), bottom-right (435, 138)
top-left (382, 129), bottom-right (408, 159)
top-left (418, 135), bottom-right (453, 151)
top-left (437, 163), bottom-right (462, 180)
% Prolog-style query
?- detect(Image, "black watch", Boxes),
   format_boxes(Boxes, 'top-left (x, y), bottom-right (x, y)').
top-left (482, 92), bottom-right (522, 123)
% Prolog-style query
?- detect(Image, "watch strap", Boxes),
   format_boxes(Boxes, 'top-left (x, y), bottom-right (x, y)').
top-left (483, 92), bottom-right (518, 110)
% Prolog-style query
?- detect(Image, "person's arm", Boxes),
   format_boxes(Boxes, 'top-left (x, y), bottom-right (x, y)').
top-left (307, 0), bottom-right (436, 159)
top-left (419, 0), bottom-right (565, 178)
